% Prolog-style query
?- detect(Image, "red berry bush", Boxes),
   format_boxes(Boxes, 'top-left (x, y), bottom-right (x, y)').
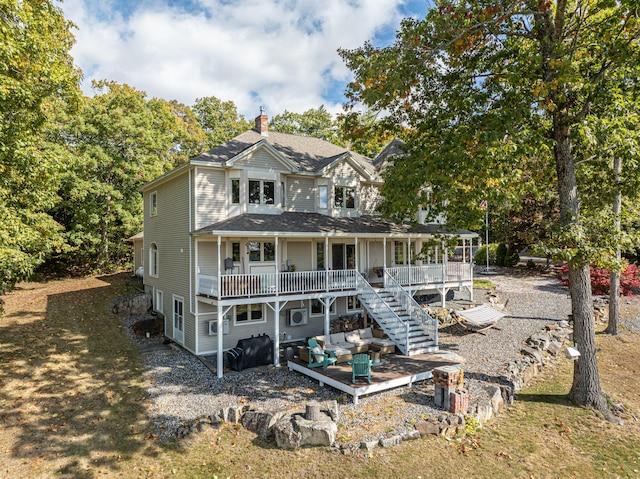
top-left (558, 263), bottom-right (640, 296)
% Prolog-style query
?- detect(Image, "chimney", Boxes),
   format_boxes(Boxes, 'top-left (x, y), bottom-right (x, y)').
top-left (254, 106), bottom-right (268, 136)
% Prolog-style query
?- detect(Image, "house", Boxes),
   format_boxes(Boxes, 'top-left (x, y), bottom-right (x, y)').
top-left (140, 110), bottom-right (478, 377)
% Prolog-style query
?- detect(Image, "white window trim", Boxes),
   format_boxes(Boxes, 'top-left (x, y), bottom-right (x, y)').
top-left (346, 295), bottom-right (362, 312)
top-left (248, 179), bottom-right (276, 205)
top-left (232, 304), bottom-right (267, 326)
top-left (155, 289), bottom-right (163, 314)
top-left (334, 185), bottom-right (356, 210)
top-left (149, 243), bottom-right (159, 277)
top-left (149, 191), bottom-right (157, 217)
top-left (310, 298), bottom-right (336, 317)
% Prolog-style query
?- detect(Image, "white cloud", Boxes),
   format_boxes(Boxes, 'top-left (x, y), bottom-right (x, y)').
top-left (62, 0), bottom-right (411, 118)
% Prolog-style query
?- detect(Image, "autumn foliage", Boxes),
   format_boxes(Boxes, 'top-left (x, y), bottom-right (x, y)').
top-left (558, 263), bottom-right (640, 296)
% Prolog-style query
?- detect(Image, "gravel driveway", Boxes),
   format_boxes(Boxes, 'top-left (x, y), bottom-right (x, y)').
top-left (125, 271), bottom-right (583, 443)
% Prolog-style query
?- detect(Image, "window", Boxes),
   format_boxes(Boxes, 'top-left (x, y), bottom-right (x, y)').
top-left (394, 241), bottom-right (405, 265)
top-left (155, 290), bottom-right (163, 314)
top-left (149, 191), bottom-right (157, 216)
top-left (249, 179), bottom-right (275, 204)
top-left (318, 185), bottom-right (328, 209)
top-left (281, 181), bottom-right (286, 207)
top-left (247, 242), bottom-right (275, 262)
top-left (347, 295), bottom-right (361, 311)
top-left (235, 304), bottom-right (265, 324)
top-left (231, 179), bottom-right (240, 204)
top-left (232, 242), bottom-right (240, 262)
top-left (149, 243), bottom-right (158, 276)
top-left (334, 186), bottom-right (355, 209)
top-left (316, 242), bottom-right (325, 269)
top-left (311, 298), bottom-right (336, 316)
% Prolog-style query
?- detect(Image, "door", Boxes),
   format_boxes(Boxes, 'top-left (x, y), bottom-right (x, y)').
top-left (332, 243), bottom-right (356, 270)
top-left (173, 296), bottom-right (184, 344)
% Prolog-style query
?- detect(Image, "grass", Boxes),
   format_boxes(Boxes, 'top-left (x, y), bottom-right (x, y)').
top-left (1, 273), bottom-right (640, 478)
top-left (473, 278), bottom-right (496, 289)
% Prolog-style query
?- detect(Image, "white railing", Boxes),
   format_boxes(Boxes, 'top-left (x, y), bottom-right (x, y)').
top-left (197, 269), bottom-right (358, 298)
top-left (386, 262), bottom-right (473, 287)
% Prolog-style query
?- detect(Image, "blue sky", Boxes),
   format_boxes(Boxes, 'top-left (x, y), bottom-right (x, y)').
top-left (61, 0), bottom-right (429, 119)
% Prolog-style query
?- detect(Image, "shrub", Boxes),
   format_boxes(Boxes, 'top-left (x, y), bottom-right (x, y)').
top-left (557, 263), bottom-right (640, 296)
top-left (496, 243), bottom-right (508, 266)
top-left (474, 244), bottom-right (498, 266)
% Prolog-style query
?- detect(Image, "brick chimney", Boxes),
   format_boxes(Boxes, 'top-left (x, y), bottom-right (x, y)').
top-left (254, 106), bottom-right (268, 136)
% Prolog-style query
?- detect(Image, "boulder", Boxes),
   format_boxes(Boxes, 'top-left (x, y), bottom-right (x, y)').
top-left (241, 410), bottom-right (288, 439)
top-left (379, 435), bottom-right (403, 448)
top-left (487, 386), bottom-right (504, 415)
top-left (294, 415), bottom-right (337, 447)
top-left (273, 416), bottom-right (302, 449)
top-left (112, 293), bottom-right (152, 315)
top-left (415, 420), bottom-right (440, 436)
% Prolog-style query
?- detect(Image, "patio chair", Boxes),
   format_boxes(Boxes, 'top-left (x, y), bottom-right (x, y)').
top-left (350, 353), bottom-right (371, 384)
top-left (307, 338), bottom-right (337, 370)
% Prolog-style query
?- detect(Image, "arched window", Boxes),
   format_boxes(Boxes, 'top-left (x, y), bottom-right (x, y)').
top-left (149, 243), bottom-right (158, 277)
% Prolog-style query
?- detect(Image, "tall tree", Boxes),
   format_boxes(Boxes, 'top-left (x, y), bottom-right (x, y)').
top-left (51, 81), bottom-right (206, 272)
top-left (0, 0), bottom-right (82, 295)
top-left (341, 1), bottom-right (640, 416)
top-left (270, 106), bottom-right (339, 143)
top-left (192, 96), bottom-right (251, 147)
top-left (337, 109), bottom-right (397, 158)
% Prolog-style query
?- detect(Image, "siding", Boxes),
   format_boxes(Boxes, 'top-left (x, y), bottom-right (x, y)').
top-left (195, 169), bottom-right (226, 230)
top-left (143, 171), bottom-right (196, 352)
top-left (329, 161), bottom-right (361, 184)
top-left (284, 241), bottom-right (312, 270)
top-left (235, 148), bottom-right (288, 171)
top-left (286, 177), bottom-right (315, 212)
top-left (197, 240), bottom-right (220, 276)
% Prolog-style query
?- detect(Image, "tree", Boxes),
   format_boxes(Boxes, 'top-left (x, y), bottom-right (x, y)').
top-left (192, 96), bottom-right (251, 148)
top-left (50, 81), bottom-right (207, 272)
top-left (341, 1), bottom-right (640, 416)
top-left (270, 106), bottom-right (339, 143)
top-left (0, 0), bottom-right (82, 295)
top-left (337, 109), bottom-right (397, 158)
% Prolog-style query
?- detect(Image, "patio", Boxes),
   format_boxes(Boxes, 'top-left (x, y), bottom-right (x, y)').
top-left (287, 352), bottom-right (460, 405)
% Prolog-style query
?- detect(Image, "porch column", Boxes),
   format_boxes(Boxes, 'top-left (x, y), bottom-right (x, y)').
top-left (462, 238), bottom-right (466, 262)
top-left (217, 235), bottom-right (224, 377)
top-left (407, 236), bottom-right (412, 288)
top-left (325, 237), bottom-right (329, 293)
top-left (383, 237), bottom-right (387, 287)
top-left (275, 236), bottom-right (279, 295)
top-left (324, 297), bottom-right (330, 335)
top-left (274, 299), bottom-right (280, 367)
top-left (355, 236), bottom-right (359, 273)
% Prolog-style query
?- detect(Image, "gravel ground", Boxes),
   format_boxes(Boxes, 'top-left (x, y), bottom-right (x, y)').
top-left (122, 270), bottom-right (621, 445)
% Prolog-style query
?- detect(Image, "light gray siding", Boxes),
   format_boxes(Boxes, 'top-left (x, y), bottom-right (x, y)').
top-left (196, 240), bottom-right (221, 276)
top-left (235, 148), bottom-right (288, 171)
top-left (286, 177), bottom-right (315, 212)
top-left (143, 171), bottom-right (196, 352)
top-left (284, 241), bottom-right (312, 271)
top-left (195, 168), bottom-right (226, 230)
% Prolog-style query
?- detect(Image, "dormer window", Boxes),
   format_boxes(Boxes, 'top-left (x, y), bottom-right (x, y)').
top-left (249, 179), bottom-right (275, 205)
top-left (231, 179), bottom-right (240, 204)
top-left (334, 186), bottom-right (355, 209)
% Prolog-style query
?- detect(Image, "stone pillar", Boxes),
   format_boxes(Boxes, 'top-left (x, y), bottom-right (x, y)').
top-left (433, 365), bottom-right (462, 411)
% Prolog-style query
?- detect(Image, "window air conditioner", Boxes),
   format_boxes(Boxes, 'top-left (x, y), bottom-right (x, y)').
top-left (288, 308), bottom-right (308, 326)
top-left (208, 319), bottom-right (229, 335)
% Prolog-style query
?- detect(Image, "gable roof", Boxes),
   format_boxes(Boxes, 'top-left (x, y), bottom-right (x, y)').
top-left (192, 212), bottom-right (476, 238)
top-left (192, 129), bottom-right (379, 180)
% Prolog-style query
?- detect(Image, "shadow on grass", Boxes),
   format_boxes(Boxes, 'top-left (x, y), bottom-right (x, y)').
top-left (515, 392), bottom-right (573, 407)
top-left (0, 272), bottom-right (155, 478)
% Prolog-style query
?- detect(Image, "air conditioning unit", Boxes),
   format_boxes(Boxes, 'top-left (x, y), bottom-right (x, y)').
top-left (208, 319), bottom-right (229, 335)
top-left (288, 308), bottom-right (308, 326)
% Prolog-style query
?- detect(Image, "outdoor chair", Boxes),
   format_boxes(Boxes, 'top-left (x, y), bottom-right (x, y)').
top-left (307, 338), bottom-right (337, 370)
top-left (349, 353), bottom-right (371, 384)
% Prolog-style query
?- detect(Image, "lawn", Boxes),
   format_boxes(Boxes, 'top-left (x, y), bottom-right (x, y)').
top-left (1, 272), bottom-right (639, 478)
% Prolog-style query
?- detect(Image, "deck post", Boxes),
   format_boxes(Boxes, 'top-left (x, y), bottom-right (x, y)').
top-left (274, 299), bottom-right (280, 367)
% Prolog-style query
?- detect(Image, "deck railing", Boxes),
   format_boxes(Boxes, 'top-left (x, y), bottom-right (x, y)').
top-left (386, 262), bottom-right (473, 287)
top-left (197, 269), bottom-right (358, 298)
top-left (197, 263), bottom-right (472, 298)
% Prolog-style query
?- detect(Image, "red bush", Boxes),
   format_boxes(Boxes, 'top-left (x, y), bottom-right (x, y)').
top-left (557, 263), bottom-right (640, 296)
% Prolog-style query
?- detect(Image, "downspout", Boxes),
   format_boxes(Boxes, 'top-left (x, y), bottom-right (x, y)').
top-left (189, 168), bottom-right (194, 314)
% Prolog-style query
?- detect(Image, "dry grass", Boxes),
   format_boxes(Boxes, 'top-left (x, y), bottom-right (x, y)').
top-left (1, 273), bottom-right (640, 478)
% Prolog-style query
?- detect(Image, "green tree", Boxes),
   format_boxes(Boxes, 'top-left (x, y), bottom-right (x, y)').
top-left (341, 1), bottom-right (640, 416)
top-left (337, 109), bottom-right (397, 158)
top-left (51, 81), bottom-right (206, 272)
top-left (270, 106), bottom-right (339, 143)
top-left (0, 0), bottom-right (82, 294)
top-left (192, 96), bottom-right (251, 147)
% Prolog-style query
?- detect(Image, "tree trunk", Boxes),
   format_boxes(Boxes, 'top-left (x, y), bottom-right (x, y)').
top-left (606, 156), bottom-right (621, 335)
top-left (553, 130), bottom-right (609, 414)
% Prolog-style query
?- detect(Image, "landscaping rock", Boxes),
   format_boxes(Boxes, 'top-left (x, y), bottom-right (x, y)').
top-left (360, 439), bottom-right (379, 451)
top-left (294, 415), bottom-right (337, 447)
top-left (521, 346), bottom-right (543, 365)
top-left (273, 416), bottom-right (302, 449)
top-left (415, 420), bottom-right (440, 436)
top-left (379, 435), bottom-right (403, 448)
top-left (547, 340), bottom-right (562, 356)
top-left (488, 386), bottom-right (504, 415)
top-left (241, 410), bottom-right (288, 439)
top-left (112, 293), bottom-right (151, 315)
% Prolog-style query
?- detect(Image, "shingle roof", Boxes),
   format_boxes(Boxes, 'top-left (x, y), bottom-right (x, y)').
top-left (191, 129), bottom-right (378, 179)
top-left (192, 212), bottom-right (476, 237)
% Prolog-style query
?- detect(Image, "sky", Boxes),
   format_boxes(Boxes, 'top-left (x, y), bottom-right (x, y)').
top-left (61, 0), bottom-right (429, 119)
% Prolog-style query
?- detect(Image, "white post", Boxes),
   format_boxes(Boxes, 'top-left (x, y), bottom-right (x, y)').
top-left (217, 235), bottom-right (224, 378)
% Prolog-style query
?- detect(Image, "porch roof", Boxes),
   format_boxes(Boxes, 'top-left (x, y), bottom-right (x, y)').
top-left (192, 212), bottom-right (477, 238)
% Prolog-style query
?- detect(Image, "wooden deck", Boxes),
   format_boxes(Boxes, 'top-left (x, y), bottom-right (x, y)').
top-left (287, 352), bottom-right (460, 405)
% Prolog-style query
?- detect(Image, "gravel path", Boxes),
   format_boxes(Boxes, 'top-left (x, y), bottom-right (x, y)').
top-left (124, 271), bottom-right (576, 444)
